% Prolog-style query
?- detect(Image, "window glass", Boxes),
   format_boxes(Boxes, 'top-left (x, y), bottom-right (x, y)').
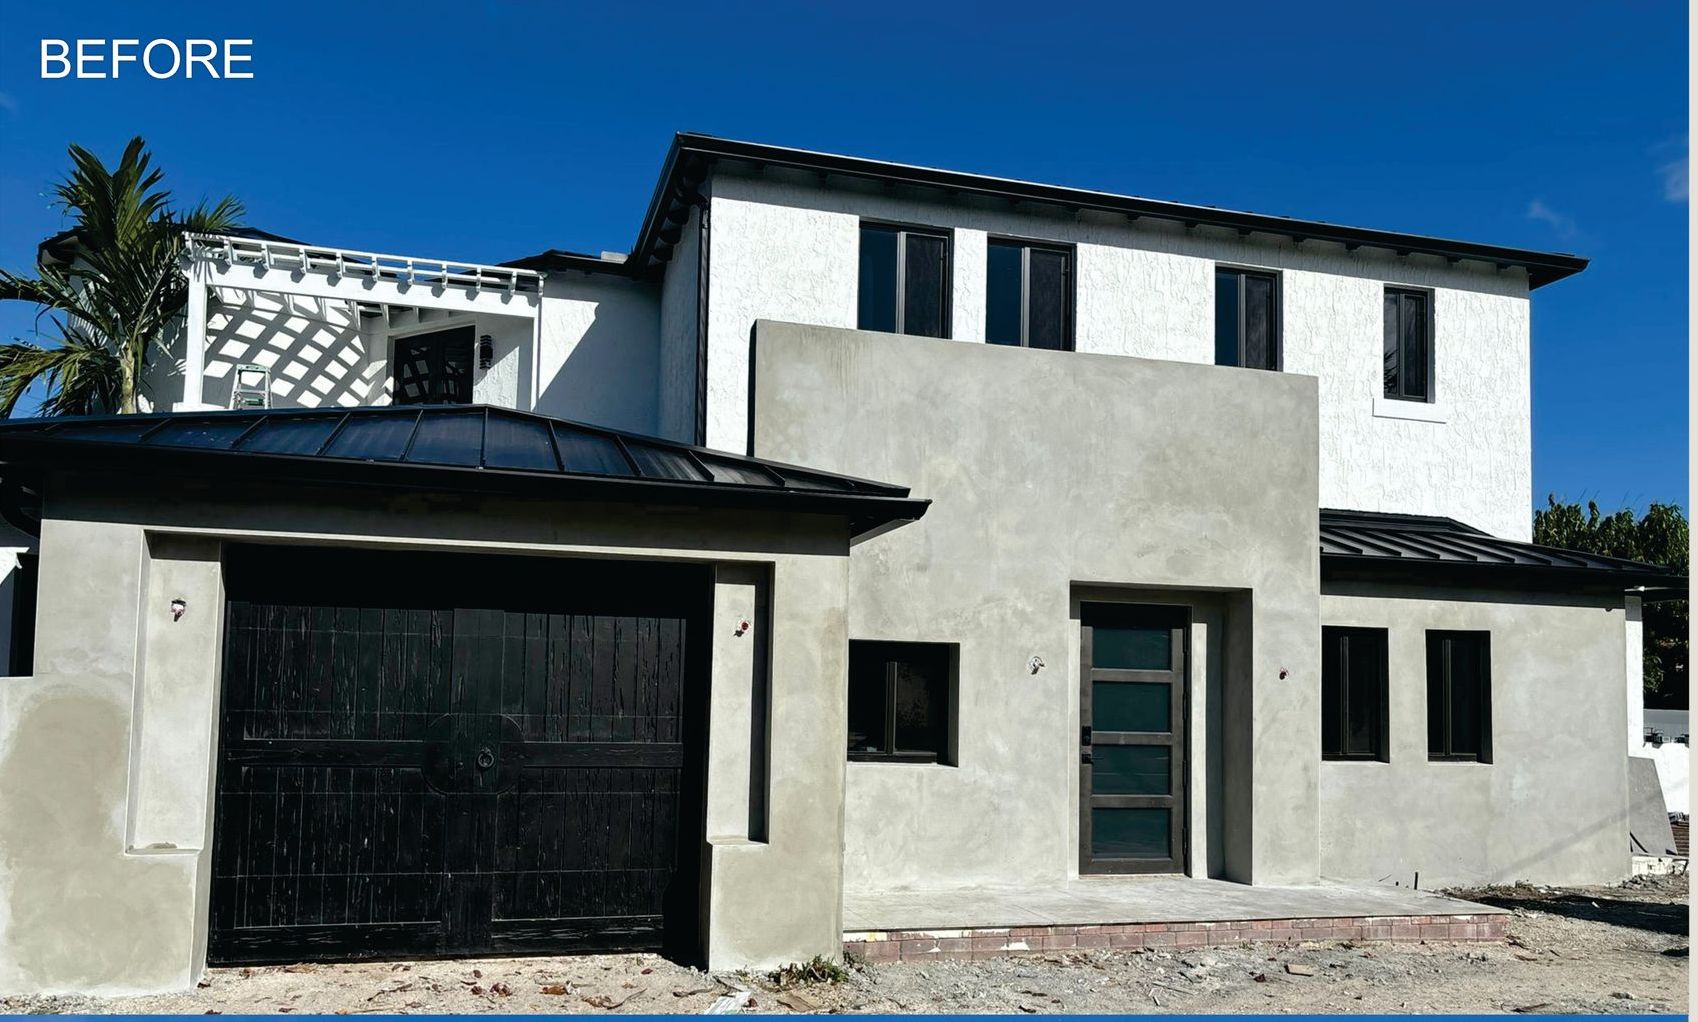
top-left (1092, 807), bottom-right (1169, 857)
top-left (1322, 627), bottom-right (1388, 760)
top-left (1428, 631), bottom-right (1490, 760)
top-left (1383, 292), bottom-right (1401, 395)
top-left (1092, 744), bottom-right (1170, 795)
top-left (857, 226), bottom-right (899, 334)
top-left (1092, 625), bottom-right (1172, 670)
top-left (1092, 681), bottom-right (1170, 733)
top-left (848, 640), bottom-right (953, 761)
top-left (1027, 248), bottom-right (1069, 350)
top-left (902, 233), bottom-right (948, 338)
top-left (1242, 272), bottom-right (1276, 369)
top-left (1386, 288), bottom-right (1431, 401)
top-left (1214, 270), bottom-right (1241, 367)
top-left (985, 242), bottom-right (1024, 346)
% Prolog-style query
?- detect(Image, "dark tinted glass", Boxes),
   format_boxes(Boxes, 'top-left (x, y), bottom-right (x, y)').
top-left (1092, 625), bottom-right (1172, 670)
top-left (405, 410), bottom-right (484, 466)
top-left (149, 417), bottom-right (255, 450)
top-left (392, 327), bottom-right (475, 405)
top-left (1322, 628), bottom-right (1387, 760)
top-left (1027, 248), bottom-right (1069, 350)
top-left (857, 226), bottom-right (898, 333)
top-left (1091, 807), bottom-right (1169, 858)
top-left (1383, 292), bottom-right (1401, 396)
top-left (1215, 270), bottom-right (1241, 366)
top-left (1242, 272), bottom-right (1276, 369)
top-left (891, 650), bottom-right (949, 753)
top-left (481, 413), bottom-right (558, 471)
top-left (323, 413), bottom-right (419, 461)
top-left (1428, 632), bottom-right (1489, 759)
top-left (1092, 744), bottom-right (1170, 795)
top-left (1092, 681), bottom-right (1170, 733)
top-left (1400, 292), bottom-right (1429, 400)
top-left (239, 415), bottom-right (344, 455)
top-left (985, 241), bottom-right (1023, 346)
top-left (552, 426), bottom-right (631, 476)
top-left (1447, 637), bottom-right (1483, 756)
top-left (902, 233), bottom-right (948, 338)
top-left (847, 648), bottom-right (888, 754)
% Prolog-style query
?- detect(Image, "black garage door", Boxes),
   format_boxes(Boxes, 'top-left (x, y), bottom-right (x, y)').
top-left (208, 545), bottom-right (709, 964)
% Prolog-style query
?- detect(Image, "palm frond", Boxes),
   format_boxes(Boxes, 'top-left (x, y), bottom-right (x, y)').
top-left (0, 338), bottom-right (122, 417)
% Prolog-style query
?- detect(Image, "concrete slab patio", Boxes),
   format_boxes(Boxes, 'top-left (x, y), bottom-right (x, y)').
top-left (843, 876), bottom-right (1507, 962)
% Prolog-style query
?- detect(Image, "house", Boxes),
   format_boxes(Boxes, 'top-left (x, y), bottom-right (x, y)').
top-left (0, 134), bottom-right (1683, 994)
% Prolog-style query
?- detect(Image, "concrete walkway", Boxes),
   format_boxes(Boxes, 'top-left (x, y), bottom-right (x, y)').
top-left (843, 874), bottom-right (1502, 932)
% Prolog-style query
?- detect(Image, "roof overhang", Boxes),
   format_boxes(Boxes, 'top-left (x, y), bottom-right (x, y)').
top-left (609, 133), bottom-right (1589, 287)
top-left (1320, 509), bottom-right (1687, 599)
top-left (0, 406), bottom-right (929, 541)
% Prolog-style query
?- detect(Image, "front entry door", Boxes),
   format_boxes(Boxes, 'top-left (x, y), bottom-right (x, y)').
top-left (1079, 603), bottom-right (1187, 874)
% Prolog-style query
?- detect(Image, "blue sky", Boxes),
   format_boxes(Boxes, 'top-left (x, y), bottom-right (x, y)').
top-left (0, 1), bottom-right (1687, 517)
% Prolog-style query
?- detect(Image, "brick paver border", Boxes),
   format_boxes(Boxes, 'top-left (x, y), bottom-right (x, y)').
top-left (843, 912), bottom-right (1507, 962)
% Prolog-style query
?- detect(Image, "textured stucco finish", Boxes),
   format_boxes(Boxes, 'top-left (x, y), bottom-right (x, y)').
top-left (0, 476), bottom-right (861, 993)
top-left (703, 168), bottom-right (1533, 538)
top-left (749, 322), bottom-right (1322, 892)
top-left (532, 273), bottom-right (661, 434)
top-left (1318, 582), bottom-right (1630, 887)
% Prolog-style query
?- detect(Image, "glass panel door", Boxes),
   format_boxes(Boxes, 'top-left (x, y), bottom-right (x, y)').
top-left (1079, 603), bottom-right (1187, 874)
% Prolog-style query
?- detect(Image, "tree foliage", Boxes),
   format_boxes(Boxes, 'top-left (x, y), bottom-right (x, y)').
top-left (0, 138), bottom-right (243, 415)
top-left (1533, 496), bottom-right (1688, 706)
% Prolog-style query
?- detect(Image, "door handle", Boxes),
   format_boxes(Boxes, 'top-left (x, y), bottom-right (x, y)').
top-left (475, 747), bottom-right (495, 770)
top-left (1080, 725), bottom-right (1092, 747)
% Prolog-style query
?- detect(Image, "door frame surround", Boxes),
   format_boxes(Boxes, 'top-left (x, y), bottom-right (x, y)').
top-left (1077, 600), bottom-right (1192, 875)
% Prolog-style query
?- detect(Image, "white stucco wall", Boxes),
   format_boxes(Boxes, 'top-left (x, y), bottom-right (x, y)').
top-left (703, 168), bottom-right (1535, 539)
top-left (533, 273), bottom-right (662, 435)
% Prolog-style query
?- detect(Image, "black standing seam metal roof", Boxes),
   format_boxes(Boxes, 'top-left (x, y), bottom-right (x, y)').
top-left (507, 133), bottom-right (1590, 289)
top-left (0, 405), bottom-right (929, 539)
top-left (1321, 509), bottom-right (1686, 595)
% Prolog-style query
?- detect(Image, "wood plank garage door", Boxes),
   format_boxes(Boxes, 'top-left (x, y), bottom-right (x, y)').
top-left (209, 545), bottom-right (709, 964)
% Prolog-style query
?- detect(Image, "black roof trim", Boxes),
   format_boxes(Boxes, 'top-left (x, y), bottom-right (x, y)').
top-left (501, 248), bottom-right (639, 277)
top-left (0, 405), bottom-right (928, 540)
top-left (1320, 509), bottom-right (1686, 597)
top-left (39, 225), bottom-right (302, 268)
top-left (620, 133), bottom-right (1588, 288)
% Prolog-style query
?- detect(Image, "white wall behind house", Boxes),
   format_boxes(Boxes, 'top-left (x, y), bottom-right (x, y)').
top-left (704, 169), bottom-right (1535, 539)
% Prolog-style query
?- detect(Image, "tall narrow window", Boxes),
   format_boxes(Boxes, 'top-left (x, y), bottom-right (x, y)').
top-left (1321, 627), bottom-right (1389, 761)
top-left (986, 239), bottom-right (1073, 350)
top-left (1427, 631), bottom-right (1491, 762)
top-left (858, 223), bottom-right (951, 338)
top-left (1214, 268), bottom-right (1280, 370)
top-left (847, 640), bottom-right (956, 763)
top-left (1384, 287), bottom-right (1432, 401)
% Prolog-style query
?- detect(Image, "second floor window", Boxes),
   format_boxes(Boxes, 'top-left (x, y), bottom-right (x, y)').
top-left (1384, 287), bottom-right (1433, 401)
top-left (1215, 268), bottom-right (1280, 370)
top-left (986, 239), bottom-right (1073, 350)
top-left (858, 223), bottom-right (950, 338)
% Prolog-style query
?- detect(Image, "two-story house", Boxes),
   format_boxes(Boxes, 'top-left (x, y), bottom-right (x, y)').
top-left (0, 133), bottom-right (1682, 994)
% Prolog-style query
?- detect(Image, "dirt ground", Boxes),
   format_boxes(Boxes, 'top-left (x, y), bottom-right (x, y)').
top-left (5, 874), bottom-right (1686, 1015)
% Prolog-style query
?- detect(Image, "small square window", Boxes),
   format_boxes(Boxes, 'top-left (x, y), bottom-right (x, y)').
top-left (1321, 627), bottom-right (1389, 761)
top-left (1427, 631), bottom-right (1491, 762)
top-left (847, 640), bottom-right (956, 763)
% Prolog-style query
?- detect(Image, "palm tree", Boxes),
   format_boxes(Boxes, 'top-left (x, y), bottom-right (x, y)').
top-left (0, 138), bottom-right (243, 416)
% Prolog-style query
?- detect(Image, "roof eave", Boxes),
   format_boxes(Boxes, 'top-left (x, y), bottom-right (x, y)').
top-left (1321, 552), bottom-right (1688, 597)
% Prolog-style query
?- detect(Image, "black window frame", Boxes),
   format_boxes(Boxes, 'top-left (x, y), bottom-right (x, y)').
top-left (1426, 630), bottom-right (1492, 763)
top-left (856, 221), bottom-right (953, 339)
top-left (985, 236), bottom-right (1076, 351)
top-left (1383, 286), bottom-right (1435, 403)
top-left (1214, 265), bottom-right (1282, 371)
top-left (846, 639), bottom-right (958, 764)
top-left (1321, 626), bottom-right (1390, 762)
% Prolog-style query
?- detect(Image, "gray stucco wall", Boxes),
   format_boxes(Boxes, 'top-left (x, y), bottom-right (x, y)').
top-left (748, 321), bottom-right (1323, 891)
top-left (0, 478), bottom-right (856, 993)
top-left (1318, 582), bottom-right (1630, 887)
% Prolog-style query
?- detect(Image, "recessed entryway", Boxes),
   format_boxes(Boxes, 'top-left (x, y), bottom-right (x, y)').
top-left (208, 545), bottom-right (710, 965)
top-left (1078, 602), bottom-right (1189, 875)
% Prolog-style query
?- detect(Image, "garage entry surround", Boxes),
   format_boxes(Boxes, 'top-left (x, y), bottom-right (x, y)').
top-left (0, 406), bottom-right (925, 994)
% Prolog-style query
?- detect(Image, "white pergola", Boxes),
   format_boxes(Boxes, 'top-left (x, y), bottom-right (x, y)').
top-left (178, 233), bottom-right (545, 410)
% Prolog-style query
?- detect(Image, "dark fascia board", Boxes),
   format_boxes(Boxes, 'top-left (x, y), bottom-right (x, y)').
top-left (626, 133), bottom-right (1588, 288)
top-left (1321, 552), bottom-right (1688, 598)
top-left (0, 432), bottom-right (929, 542)
top-left (501, 248), bottom-right (639, 277)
